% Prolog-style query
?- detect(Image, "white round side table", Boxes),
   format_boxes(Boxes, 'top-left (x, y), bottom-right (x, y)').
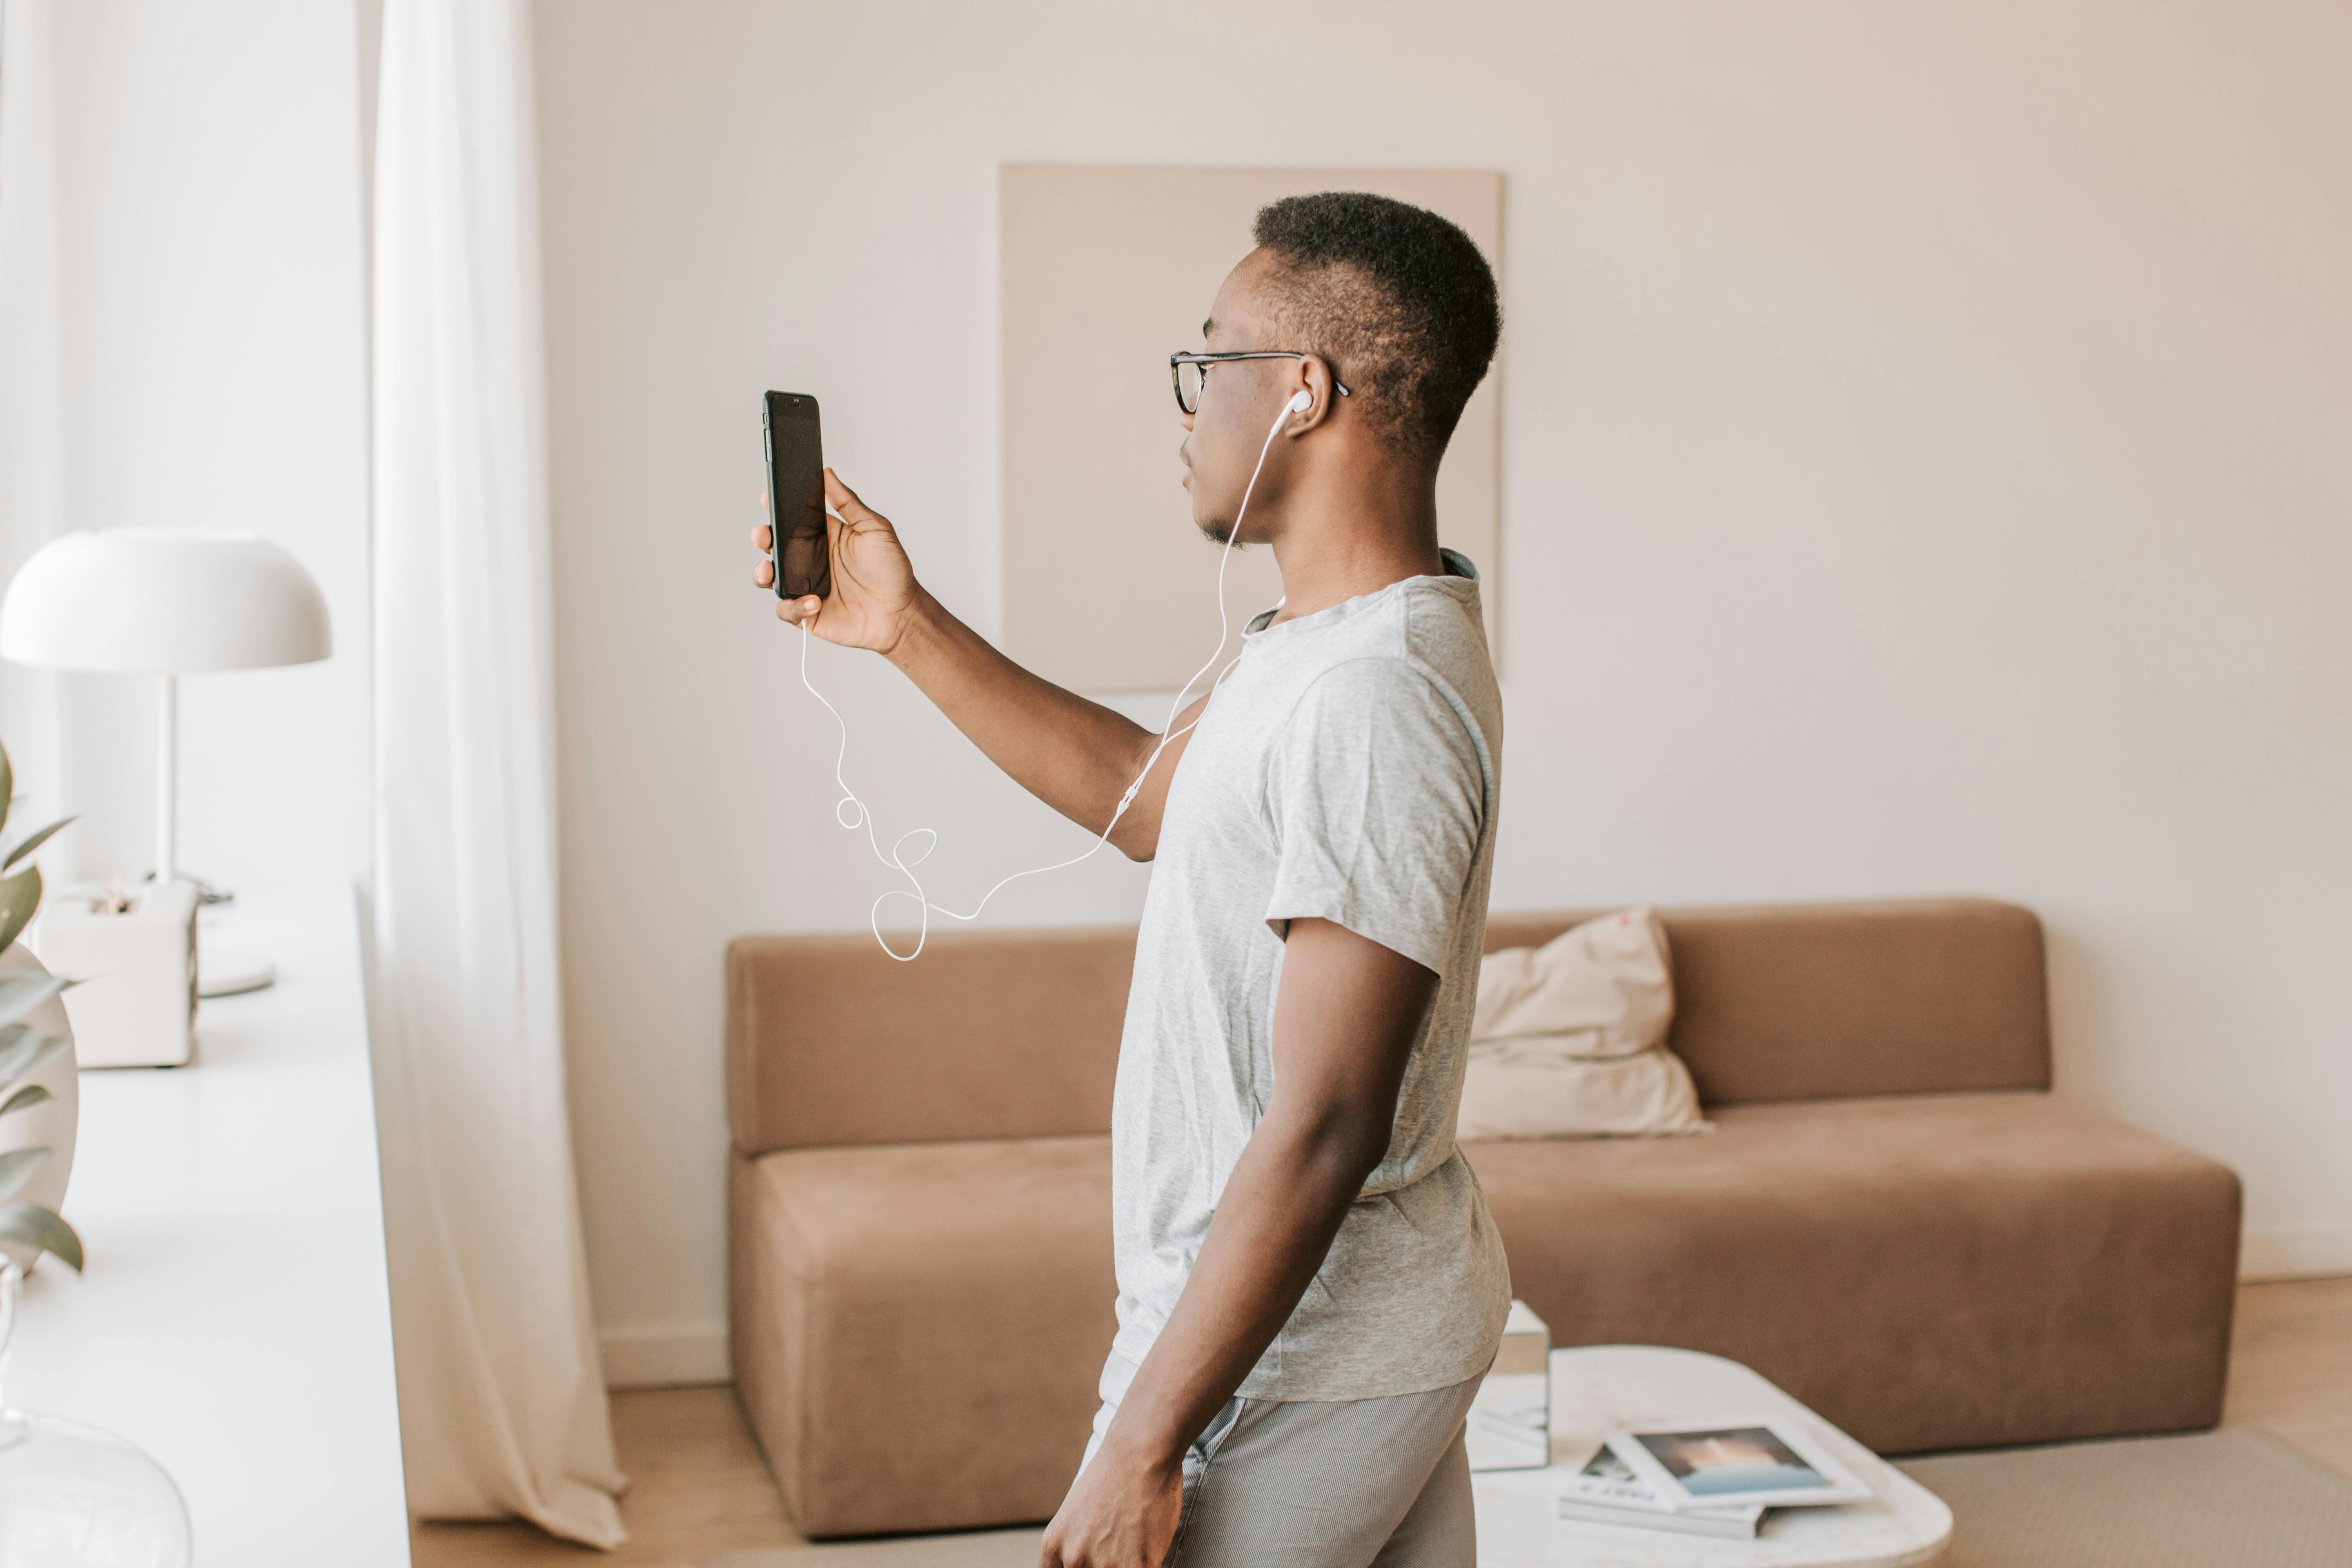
top-left (1473, 1345), bottom-right (1953, 1568)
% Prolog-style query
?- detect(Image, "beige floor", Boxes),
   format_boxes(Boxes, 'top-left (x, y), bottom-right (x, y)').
top-left (2221, 1276), bottom-right (2352, 1478)
top-left (412, 1277), bottom-right (2352, 1567)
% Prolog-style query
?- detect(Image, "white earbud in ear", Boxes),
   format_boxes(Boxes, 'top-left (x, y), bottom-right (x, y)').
top-left (1287, 389), bottom-right (1313, 414)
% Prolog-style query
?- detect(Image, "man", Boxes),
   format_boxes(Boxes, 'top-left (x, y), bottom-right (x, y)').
top-left (752, 192), bottom-right (1508, 1566)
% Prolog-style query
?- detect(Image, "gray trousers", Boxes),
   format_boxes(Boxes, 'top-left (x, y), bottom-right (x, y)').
top-left (1078, 1354), bottom-right (1484, 1568)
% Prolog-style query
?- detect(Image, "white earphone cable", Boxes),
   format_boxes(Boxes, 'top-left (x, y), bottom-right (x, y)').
top-left (796, 397), bottom-right (1298, 960)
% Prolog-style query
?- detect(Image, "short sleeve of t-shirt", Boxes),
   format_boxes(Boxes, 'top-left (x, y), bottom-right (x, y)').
top-left (1261, 656), bottom-right (1484, 974)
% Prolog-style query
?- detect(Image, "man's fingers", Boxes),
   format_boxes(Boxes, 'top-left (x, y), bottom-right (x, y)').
top-left (753, 560), bottom-right (774, 589)
top-left (824, 467), bottom-right (881, 526)
top-left (775, 595), bottom-right (820, 624)
top-left (751, 524), bottom-right (773, 551)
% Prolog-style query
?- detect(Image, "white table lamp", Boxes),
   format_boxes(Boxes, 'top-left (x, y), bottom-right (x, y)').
top-left (0, 529), bottom-right (332, 995)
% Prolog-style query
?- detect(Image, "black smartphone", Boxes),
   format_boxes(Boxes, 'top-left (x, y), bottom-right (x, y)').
top-left (764, 391), bottom-right (830, 601)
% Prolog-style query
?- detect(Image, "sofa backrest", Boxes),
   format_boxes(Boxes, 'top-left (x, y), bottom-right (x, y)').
top-left (1484, 898), bottom-right (2049, 1108)
top-left (728, 926), bottom-right (1137, 1157)
top-left (726, 896), bottom-right (2049, 1156)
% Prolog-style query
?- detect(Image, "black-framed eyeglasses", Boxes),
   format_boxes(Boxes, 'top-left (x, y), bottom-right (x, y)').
top-left (1169, 352), bottom-right (1351, 416)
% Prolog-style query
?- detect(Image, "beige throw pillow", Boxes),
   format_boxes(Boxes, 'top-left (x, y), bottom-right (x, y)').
top-left (1458, 909), bottom-right (1711, 1140)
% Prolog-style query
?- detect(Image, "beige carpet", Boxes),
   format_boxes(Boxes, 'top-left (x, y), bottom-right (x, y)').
top-left (707, 1429), bottom-right (2352, 1567)
top-left (1893, 1428), bottom-right (2352, 1568)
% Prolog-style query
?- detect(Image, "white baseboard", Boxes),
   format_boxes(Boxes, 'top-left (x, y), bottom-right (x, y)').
top-left (2242, 1226), bottom-right (2352, 1283)
top-left (599, 1323), bottom-right (731, 1389)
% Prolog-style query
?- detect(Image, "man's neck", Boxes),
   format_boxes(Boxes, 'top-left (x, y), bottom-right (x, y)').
top-left (1264, 446), bottom-right (1446, 626)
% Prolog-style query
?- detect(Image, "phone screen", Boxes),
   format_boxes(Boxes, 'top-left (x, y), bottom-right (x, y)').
top-left (765, 391), bottom-right (830, 600)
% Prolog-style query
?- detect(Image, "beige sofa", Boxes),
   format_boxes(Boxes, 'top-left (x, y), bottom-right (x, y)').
top-left (726, 898), bottom-right (2240, 1538)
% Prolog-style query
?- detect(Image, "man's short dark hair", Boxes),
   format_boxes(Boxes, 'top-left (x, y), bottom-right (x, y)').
top-left (1251, 192), bottom-right (1500, 461)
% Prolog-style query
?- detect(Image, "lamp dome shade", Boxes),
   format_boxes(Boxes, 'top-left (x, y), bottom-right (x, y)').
top-left (0, 529), bottom-right (332, 675)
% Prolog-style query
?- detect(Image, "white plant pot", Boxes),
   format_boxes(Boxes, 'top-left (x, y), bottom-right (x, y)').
top-left (0, 943), bottom-right (78, 1271)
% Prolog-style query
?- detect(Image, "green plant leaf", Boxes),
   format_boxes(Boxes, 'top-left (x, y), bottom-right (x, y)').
top-left (0, 1203), bottom-right (81, 1272)
top-left (0, 1082), bottom-right (53, 1118)
top-left (0, 865), bottom-right (39, 956)
top-left (0, 969), bottom-right (68, 1033)
top-left (0, 1145), bottom-right (49, 1202)
top-left (0, 1029), bottom-right (63, 1092)
top-left (0, 1084), bottom-right (53, 1117)
top-left (1, 817), bottom-right (72, 873)
top-left (0, 739), bottom-right (13, 838)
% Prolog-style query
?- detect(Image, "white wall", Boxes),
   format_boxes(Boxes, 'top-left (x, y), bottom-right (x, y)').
top-left (40, 0), bottom-right (371, 891)
top-left (534, 0), bottom-right (2352, 1383)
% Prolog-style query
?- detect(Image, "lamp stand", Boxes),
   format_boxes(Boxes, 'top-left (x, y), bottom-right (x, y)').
top-left (156, 675), bottom-right (176, 882)
top-left (154, 675), bottom-right (275, 998)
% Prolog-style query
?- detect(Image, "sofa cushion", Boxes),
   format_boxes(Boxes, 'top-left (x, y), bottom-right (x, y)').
top-left (1468, 1090), bottom-right (2241, 1454)
top-left (729, 1133), bottom-right (1116, 1537)
top-left (732, 1091), bottom-right (2240, 1533)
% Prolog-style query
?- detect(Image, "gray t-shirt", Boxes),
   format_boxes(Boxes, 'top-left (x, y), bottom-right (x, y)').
top-left (1108, 548), bottom-right (1512, 1402)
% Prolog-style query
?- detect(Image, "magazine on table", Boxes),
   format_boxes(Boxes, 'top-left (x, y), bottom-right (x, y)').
top-left (1603, 1420), bottom-right (1875, 1511)
top-left (1555, 1443), bottom-right (1765, 1540)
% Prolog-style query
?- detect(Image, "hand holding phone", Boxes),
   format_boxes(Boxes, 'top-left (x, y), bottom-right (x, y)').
top-left (753, 397), bottom-right (923, 655)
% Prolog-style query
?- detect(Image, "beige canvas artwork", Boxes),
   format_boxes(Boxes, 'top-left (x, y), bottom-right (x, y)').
top-left (1000, 165), bottom-right (1502, 693)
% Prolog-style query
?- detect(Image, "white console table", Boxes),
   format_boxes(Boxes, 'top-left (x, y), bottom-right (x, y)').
top-left (11, 886), bottom-right (410, 1566)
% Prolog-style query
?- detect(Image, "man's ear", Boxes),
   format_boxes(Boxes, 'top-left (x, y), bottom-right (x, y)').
top-left (1284, 355), bottom-right (1342, 437)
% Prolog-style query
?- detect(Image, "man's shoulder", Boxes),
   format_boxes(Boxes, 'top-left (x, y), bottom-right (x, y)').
top-left (1239, 572), bottom-right (1497, 753)
top-left (1292, 576), bottom-right (1487, 671)
top-left (1277, 652), bottom-right (1489, 798)
top-left (1395, 577), bottom-right (1493, 682)
top-left (1362, 578), bottom-right (1501, 753)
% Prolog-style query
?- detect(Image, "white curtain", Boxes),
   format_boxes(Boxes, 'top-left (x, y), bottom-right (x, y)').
top-left (368, 0), bottom-right (626, 1547)
top-left (0, 0), bottom-right (65, 826)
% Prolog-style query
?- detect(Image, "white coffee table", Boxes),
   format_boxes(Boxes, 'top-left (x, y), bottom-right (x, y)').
top-left (1472, 1346), bottom-right (1952, 1567)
